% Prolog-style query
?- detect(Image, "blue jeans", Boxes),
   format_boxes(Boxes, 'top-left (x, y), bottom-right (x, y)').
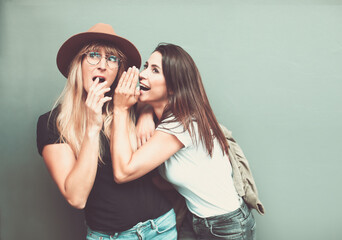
top-left (191, 201), bottom-right (256, 240)
top-left (86, 209), bottom-right (177, 240)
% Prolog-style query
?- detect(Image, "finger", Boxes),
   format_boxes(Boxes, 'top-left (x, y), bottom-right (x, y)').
top-left (88, 78), bottom-right (103, 98)
top-left (134, 84), bottom-right (140, 98)
top-left (117, 71), bottom-right (127, 89)
top-left (133, 79), bottom-right (140, 100)
top-left (122, 67), bottom-right (132, 88)
top-left (89, 77), bottom-right (100, 93)
top-left (96, 87), bottom-right (111, 100)
top-left (89, 82), bottom-right (109, 107)
top-left (141, 136), bottom-right (147, 146)
top-left (130, 67), bottom-right (139, 92)
top-left (93, 80), bottom-right (108, 93)
top-left (96, 96), bottom-right (112, 109)
top-left (137, 137), bottom-right (142, 149)
top-left (146, 132), bottom-right (151, 142)
top-left (122, 67), bottom-right (137, 95)
top-left (95, 86), bottom-right (111, 96)
top-left (127, 66), bottom-right (137, 89)
top-left (90, 77), bottom-right (100, 88)
top-left (87, 77), bottom-right (100, 105)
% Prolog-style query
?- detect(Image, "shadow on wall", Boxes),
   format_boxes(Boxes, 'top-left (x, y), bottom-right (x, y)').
top-left (2, 159), bottom-right (86, 240)
top-left (32, 163), bottom-right (87, 239)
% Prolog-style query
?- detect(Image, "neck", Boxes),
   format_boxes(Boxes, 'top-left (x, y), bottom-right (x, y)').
top-left (151, 101), bottom-right (168, 120)
top-left (154, 107), bottom-right (164, 120)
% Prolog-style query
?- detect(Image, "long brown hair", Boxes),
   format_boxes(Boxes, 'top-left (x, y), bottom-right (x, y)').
top-left (156, 43), bottom-right (229, 156)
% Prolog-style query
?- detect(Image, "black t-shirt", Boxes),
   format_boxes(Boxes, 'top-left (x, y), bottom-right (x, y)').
top-left (36, 108), bottom-right (171, 233)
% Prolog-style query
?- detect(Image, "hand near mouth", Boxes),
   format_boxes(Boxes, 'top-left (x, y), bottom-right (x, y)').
top-left (92, 76), bottom-right (106, 83)
top-left (114, 66), bottom-right (140, 111)
top-left (85, 77), bottom-right (112, 134)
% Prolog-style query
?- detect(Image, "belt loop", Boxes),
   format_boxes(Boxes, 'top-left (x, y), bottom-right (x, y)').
top-left (136, 231), bottom-right (143, 240)
top-left (204, 218), bottom-right (209, 228)
top-left (150, 219), bottom-right (156, 230)
top-left (241, 201), bottom-right (248, 218)
top-left (110, 233), bottom-right (118, 240)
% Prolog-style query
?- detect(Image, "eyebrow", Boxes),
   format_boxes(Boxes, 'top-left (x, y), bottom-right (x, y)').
top-left (89, 48), bottom-right (115, 55)
top-left (145, 61), bottom-right (161, 69)
top-left (151, 64), bottom-right (161, 69)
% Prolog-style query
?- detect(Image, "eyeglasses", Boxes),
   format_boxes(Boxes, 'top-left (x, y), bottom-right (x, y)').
top-left (84, 52), bottom-right (120, 69)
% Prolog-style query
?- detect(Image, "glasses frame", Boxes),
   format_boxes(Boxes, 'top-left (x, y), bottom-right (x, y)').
top-left (84, 51), bottom-right (121, 69)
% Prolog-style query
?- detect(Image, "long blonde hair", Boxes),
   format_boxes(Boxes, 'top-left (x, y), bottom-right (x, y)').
top-left (53, 42), bottom-right (137, 162)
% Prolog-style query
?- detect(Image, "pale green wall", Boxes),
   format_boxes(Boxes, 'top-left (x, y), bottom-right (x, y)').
top-left (1, 0), bottom-right (342, 239)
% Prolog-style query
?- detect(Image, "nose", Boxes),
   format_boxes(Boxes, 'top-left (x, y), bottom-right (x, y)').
top-left (139, 69), bottom-right (147, 79)
top-left (98, 57), bottom-right (107, 70)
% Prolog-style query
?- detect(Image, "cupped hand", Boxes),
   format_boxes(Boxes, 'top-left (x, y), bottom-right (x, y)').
top-left (114, 66), bottom-right (140, 111)
top-left (85, 78), bottom-right (112, 133)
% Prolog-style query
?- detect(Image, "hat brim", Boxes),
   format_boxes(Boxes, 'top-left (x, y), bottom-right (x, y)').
top-left (56, 32), bottom-right (141, 78)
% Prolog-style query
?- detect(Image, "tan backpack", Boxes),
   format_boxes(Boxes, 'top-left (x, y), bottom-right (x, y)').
top-left (220, 124), bottom-right (265, 215)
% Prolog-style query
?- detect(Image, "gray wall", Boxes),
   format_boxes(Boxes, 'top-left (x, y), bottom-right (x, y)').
top-left (1, 0), bottom-right (341, 239)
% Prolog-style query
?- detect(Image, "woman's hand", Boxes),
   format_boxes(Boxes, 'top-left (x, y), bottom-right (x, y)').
top-left (114, 66), bottom-right (140, 111)
top-left (85, 77), bottom-right (112, 134)
top-left (136, 105), bottom-right (155, 148)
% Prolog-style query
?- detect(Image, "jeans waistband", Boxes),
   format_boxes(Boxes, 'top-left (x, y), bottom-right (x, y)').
top-left (193, 200), bottom-right (250, 222)
top-left (88, 208), bottom-right (175, 237)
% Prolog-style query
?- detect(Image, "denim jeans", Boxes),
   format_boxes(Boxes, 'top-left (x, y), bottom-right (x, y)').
top-left (191, 201), bottom-right (256, 240)
top-left (86, 209), bottom-right (177, 240)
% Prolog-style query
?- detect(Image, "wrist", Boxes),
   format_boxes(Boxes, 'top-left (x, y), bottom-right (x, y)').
top-left (85, 126), bottom-right (101, 138)
top-left (113, 107), bottom-right (130, 115)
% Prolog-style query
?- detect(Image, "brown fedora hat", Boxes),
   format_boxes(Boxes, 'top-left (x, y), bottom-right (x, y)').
top-left (56, 23), bottom-right (141, 78)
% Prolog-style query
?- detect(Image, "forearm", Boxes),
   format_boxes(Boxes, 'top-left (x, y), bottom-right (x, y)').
top-left (111, 108), bottom-right (135, 182)
top-left (64, 131), bottom-right (99, 209)
top-left (135, 102), bottom-right (153, 118)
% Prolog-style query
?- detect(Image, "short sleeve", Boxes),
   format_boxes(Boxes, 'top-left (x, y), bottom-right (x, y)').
top-left (156, 118), bottom-right (193, 148)
top-left (36, 109), bottom-right (61, 156)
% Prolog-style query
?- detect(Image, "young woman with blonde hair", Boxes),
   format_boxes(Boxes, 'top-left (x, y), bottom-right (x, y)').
top-left (112, 43), bottom-right (256, 240)
top-left (36, 24), bottom-right (177, 240)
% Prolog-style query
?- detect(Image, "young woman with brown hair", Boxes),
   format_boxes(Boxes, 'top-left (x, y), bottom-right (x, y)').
top-left (112, 43), bottom-right (256, 240)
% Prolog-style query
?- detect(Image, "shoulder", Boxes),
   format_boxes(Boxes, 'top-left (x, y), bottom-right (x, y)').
top-left (157, 116), bottom-right (196, 147)
top-left (37, 107), bottom-right (60, 137)
top-left (37, 106), bottom-right (59, 125)
top-left (157, 116), bottom-right (183, 133)
top-left (36, 106), bottom-right (61, 155)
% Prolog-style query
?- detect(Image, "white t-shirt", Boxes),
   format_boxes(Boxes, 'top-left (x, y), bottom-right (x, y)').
top-left (156, 118), bottom-right (241, 218)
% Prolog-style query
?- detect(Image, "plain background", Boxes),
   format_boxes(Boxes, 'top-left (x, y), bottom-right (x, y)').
top-left (1, 0), bottom-right (341, 239)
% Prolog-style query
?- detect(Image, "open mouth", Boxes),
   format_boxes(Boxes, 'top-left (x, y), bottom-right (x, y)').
top-left (139, 83), bottom-right (151, 91)
top-left (92, 77), bottom-right (105, 83)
